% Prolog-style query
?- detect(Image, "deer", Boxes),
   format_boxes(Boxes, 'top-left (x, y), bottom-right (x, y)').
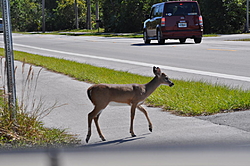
top-left (85, 66), bottom-right (174, 143)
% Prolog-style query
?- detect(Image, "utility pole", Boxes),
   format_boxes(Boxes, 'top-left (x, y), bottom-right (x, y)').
top-left (247, 0), bottom-right (249, 32)
top-left (1, 0), bottom-right (17, 120)
top-left (42, 0), bottom-right (45, 33)
top-left (75, 0), bottom-right (79, 29)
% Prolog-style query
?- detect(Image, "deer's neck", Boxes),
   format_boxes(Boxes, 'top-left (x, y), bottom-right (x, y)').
top-left (145, 76), bottom-right (161, 96)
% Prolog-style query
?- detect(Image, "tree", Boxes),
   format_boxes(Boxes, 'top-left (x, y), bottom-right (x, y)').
top-left (198, 0), bottom-right (246, 34)
top-left (8, 0), bottom-right (248, 33)
top-left (101, 0), bottom-right (247, 33)
top-left (10, 0), bottom-right (42, 31)
top-left (46, 0), bottom-right (87, 30)
top-left (10, 0), bottom-right (87, 31)
top-left (101, 0), bottom-right (162, 32)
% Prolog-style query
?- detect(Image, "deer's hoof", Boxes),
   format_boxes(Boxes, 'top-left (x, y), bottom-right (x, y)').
top-left (131, 134), bottom-right (137, 137)
top-left (86, 137), bottom-right (90, 143)
top-left (100, 136), bottom-right (106, 141)
top-left (149, 127), bottom-right (152, 132)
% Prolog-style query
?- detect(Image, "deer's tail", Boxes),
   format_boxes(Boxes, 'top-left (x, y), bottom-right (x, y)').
top-left (87, 87), bottom-right (93, 103)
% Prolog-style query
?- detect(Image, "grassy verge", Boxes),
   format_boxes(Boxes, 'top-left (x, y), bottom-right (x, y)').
top-left (20, 29), bottom-right (143, 38)
top-left (58, 32), bottom-right (143, 38)
top-left (19, 29), bottom-right (217, 38)
top-left (0, 105), bottom-right (79, 148)
top-left (229, 38), bottom-right (250, 41)
top-left (0, 55), bottom-right (80, 148)
top-left (1, 48), bottom-right (249, 116)
top-left (203, 34), bottom-right (220, 37)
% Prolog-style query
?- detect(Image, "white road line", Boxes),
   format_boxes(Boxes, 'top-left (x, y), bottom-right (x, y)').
top-left (12, 43), bottom-right (250, 82)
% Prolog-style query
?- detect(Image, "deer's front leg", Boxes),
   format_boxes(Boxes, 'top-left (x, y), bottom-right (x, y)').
top-left (130, 104), bottom-right (137, 137)
top-left (137, 105), bottom-right (153, 132)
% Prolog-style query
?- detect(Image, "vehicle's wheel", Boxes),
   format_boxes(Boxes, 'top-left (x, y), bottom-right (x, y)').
top-left (143, 31), bottom-right (151, 44)
top-left (179, 38), bottom-right (186, 44)
top-left (157, 30), bottom-right (165, 44)
top-left (194, 37), bottom-right (202, 43)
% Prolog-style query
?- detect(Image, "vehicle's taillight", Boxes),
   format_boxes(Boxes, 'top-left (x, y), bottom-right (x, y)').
top-left (161, 17), bottom-right (166, 26)
top-left (199, 16), bottom-right (203, 26)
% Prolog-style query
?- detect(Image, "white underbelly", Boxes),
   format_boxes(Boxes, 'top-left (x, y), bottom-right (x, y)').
top-left (108, 101), bottom-right (144, 107)
top-left (108, 102), bottom-right (130, 107)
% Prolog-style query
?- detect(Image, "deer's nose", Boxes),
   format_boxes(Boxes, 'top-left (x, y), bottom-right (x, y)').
top-left (169, 82), bottom-right (174, 87)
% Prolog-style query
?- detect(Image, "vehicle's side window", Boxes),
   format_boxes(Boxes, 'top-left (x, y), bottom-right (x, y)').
top-left (150, 6), bottom-right (160, 18)
top-left (153, 6), bottom-right (158, 17)
top-left (150, 7), bottom-right (156, 18)
top-left (155, 6), bottom-right (159, 17)
top-left (158, 4), bottom-right (164, 17)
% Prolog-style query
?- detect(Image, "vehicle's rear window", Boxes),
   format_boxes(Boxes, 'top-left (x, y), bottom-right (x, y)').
top-left (165, 2), bottom-right (199, 16)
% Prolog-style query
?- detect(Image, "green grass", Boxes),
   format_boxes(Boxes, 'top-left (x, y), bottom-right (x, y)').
top-left (0, 94), bottom-right (79, 148)
top-left (21, 29), bottom-right (217, 38)
top-left (18, 29), bottom-right (225, 38)
top-left (21, 29), bottom-right (143, 38)
top-left (0, 53), bottom-right (80, 148)
top-left (147, 80), bottom-right (250, 116)
top-left (203, 34), bottom-right (220, 37)
top-left (0, 108), bottom-right (79, 148)
top-left (59, 32), bottom-right (143, 38)
top-left (2, 48), bottom-right (249, 116)
top-left (229, 38), bottom-right (250, 41)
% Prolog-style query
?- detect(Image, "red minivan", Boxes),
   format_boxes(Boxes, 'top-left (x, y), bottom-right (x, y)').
top-left (143, 1), bottom-right (203, 44)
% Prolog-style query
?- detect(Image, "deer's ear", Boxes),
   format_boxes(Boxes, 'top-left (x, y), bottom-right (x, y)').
top-left (153, 66), bottom-right (162, 76)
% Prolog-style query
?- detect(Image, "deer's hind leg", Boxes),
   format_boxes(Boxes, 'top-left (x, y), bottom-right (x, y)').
top-left (94, 113), bottom-right (106, 141)
top-left (137, 105), bottom-right (153, 132)
top-left (86, 104), bottom-right (108, 143)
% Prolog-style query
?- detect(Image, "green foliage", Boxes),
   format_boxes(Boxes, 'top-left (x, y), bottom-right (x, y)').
top-left (9, 0), bottom-right (87, 31)
top-left (48, 0), bottom-right (87, 30)
top-left (10, 0), bottom-right (42, 31)
top-left (102, 0), bottom-right (247, 33)
top-left (198, 0), bottom-right (246, 34)
top-left (102, 0), bottom-right (162, 32)
top-left (8, 0), bottom-right (248, 33)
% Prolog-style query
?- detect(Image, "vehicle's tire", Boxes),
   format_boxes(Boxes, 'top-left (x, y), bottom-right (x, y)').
top-left (157, 30), bottom-right (165, 44)
top-left (143, 31), bottom-right (151, 44)
top-left (179, 38), bottom-right (186, 44)
top-left (194, 37), bottom-right (202, 43)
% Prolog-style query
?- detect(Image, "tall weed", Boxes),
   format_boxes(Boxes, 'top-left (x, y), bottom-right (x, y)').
top-left (0, 58), bottom-right (78, 148)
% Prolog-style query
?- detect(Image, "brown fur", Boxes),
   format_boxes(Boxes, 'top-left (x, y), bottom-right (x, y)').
top-left (85, 66), bottom-right (174, 143)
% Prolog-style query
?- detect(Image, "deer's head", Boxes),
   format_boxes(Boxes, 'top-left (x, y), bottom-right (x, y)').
top-left (153, 66), bottom-right (174, 87)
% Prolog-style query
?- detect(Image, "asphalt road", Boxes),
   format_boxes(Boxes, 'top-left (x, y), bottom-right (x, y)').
top-left (0, 34), bottom-right (250, 149)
